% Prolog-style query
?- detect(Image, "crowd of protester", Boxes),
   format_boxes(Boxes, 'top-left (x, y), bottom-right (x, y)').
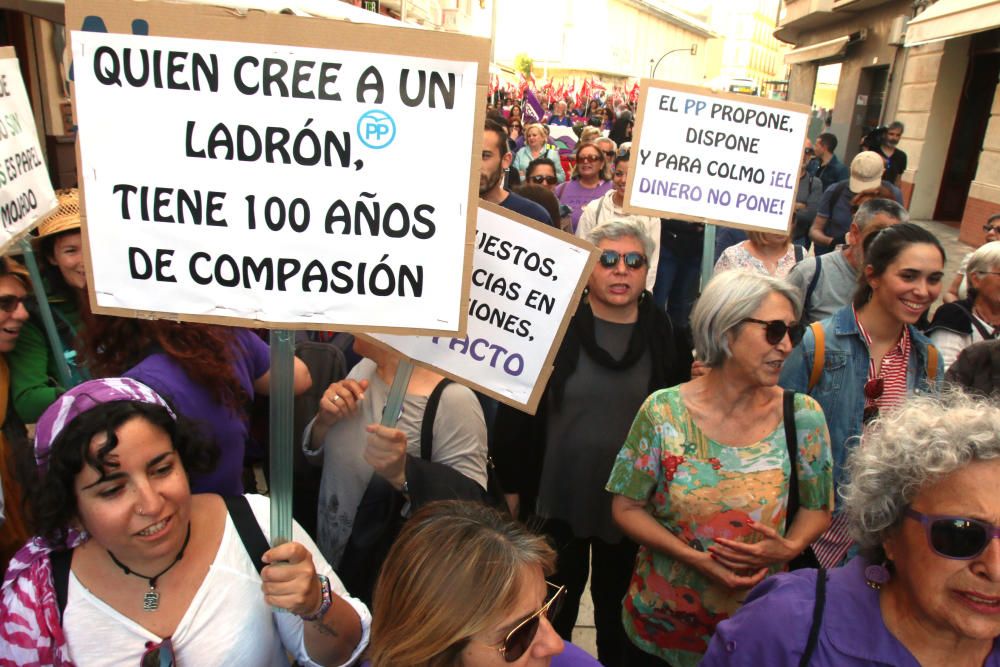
top-left (0, 91), bottom-right (998, 667)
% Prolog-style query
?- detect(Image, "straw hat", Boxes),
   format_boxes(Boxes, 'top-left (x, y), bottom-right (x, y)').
top-left (35, 188), bottom-right (81, 239)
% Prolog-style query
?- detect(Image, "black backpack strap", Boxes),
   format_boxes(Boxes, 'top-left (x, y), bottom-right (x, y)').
top-left (799, 568), bottom-right (827, 667)
top-left (783, 389), bottom-right (799, 533)
top-left (794, 244), bottom-right (805, 263)
top-left (420, 379), bottom-right (453, 461)
top-left (223, 495), bottom-right (270, 575)
top-left (51, 549), bottom-right (72, 621)
top-left (804, 256), bottom-right (823, 320)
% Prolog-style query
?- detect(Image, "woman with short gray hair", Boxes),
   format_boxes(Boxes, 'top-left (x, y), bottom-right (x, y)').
top-left (702, 391), bottom-right (1000, 666)
top-left (607, 271), bottom-right (833, 666)
top-left (929, 240), bottom-right (1000, 368)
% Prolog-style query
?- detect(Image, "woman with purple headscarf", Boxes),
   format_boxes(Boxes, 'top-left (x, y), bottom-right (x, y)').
top-left (0, 378), bottom-right (369, 666)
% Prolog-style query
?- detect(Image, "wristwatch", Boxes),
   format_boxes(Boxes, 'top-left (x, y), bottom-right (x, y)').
top-left (300, 574), bottom-right (332, 621)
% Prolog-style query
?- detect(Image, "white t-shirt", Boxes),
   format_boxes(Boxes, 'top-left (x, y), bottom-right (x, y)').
top-left (63, 494), bottom-right (371, 667)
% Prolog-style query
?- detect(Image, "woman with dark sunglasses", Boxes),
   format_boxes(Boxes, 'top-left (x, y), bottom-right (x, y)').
top-left (781, 222), bottom-right (945, 569)
top-left (556, 142), bottom-right (613, 233)
top-left (0, 378), bottom-right (369, 666)
top-left (703, 391), bottom-right (1000, 666)
top-left (364, 500), bottom-right (600, 666)
top-left (607, 270), bottom-right (833, 666)
top-left (576, 152), bottom-right (660, 292)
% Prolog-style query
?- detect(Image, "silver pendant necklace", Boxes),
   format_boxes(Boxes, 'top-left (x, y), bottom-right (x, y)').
top-left (106, 522), bottom-right (191, 611)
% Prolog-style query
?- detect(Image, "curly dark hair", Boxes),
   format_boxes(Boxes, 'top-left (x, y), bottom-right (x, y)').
top-left (79, 317), bottom-right (250, 413)
top-left (25, 400), bottom-right (218, 544)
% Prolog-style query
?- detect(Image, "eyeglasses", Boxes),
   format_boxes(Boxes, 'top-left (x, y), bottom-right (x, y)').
top-left (141, 637), bottom-right (175, 667)
top-left (0, 294), bottom-right (29, 313)
top-left (577, 154), bottom-right (602, 163)
top-left (905, 507), bottom-right (1000, 560)
top-left (741, 318), bottom-right (803, 346)
top-left (529, 175), bottom-right (559, 185)
top-left (603, 150), bottom-right (616, 158)
top-left (863, 377), bottom-right (884, 423)
top-left (984, 224), bottom-right (998, 233)
top-left (490, 583), bottom-right (565, 662)
top-left (599, 250), bottom-right (646, 270)
top-left (803, 148), bottom-right (815, 156)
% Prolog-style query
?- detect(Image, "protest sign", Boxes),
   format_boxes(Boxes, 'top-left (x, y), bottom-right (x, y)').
top-left (372, 201), bottom-right (597, 414)
top-left (0, 47), bottom-right (57, 253)
top-left (626, 79), bottom-right (810, 234)
top-left (67, 0), bottom-right (489, 334)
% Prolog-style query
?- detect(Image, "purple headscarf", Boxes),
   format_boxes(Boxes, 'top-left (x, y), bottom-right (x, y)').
top-left (1, 378), bottom-right (176, 666)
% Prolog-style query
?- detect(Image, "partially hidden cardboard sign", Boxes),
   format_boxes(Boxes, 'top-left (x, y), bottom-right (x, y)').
top-left (0, 47), bottom-right (57, 254)
top-left (371, 201), bottom-right (598, 414)
top-left (626, 79), bottom-right (810, 235)
top-left (66, 0), bottom-right (490, 335)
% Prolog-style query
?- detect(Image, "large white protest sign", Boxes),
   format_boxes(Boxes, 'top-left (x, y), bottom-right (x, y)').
top-left (68, 0), bottom-right (489, 334)
top-left (626, 80), bottom-right (810, 234)
top-left (372, 202), bottom-right (597, 413)
top-left (0, 47), bottom-right (57, 253)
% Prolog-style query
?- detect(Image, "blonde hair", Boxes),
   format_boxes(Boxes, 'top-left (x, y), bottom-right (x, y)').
top-left (368, 501), bottom-right (556, 667)
top-left (579, 126), bottom-right (601, 143)
top-left (524, 123), bottom-right (546, 143)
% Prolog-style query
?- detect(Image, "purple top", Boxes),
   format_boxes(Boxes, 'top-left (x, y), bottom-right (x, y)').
top-left (557, 179), bottom-right (613, 232)
top-left (125, 328), bottom-right (270, 496)
top-left (701, 557), bottom-right (1000, 666)
top-left (359, 641), bottom-right (600, 666)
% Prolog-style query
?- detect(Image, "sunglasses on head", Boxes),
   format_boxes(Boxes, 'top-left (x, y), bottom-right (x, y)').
top-left (741, 318), bottom-right (803, 346)
top-left (141, 637), bottom-right (174, 667)
top-left (905, 507), bottom-right (1000, 560)
top-left (529, 175), bottom-right (559, 185)
top-left (492, 583), bottom-right (565, 662)
top-left (0, 294), bottom-right (29, 313)
top-left (599, 250), bottom-right (646, 270)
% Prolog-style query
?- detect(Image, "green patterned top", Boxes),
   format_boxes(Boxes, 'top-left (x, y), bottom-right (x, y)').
top-left (606, 387), bottom-right (832, 667)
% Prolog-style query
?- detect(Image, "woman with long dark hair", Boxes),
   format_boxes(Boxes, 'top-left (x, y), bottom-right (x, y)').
top-left (80, 318), bottom-right (309, 495)
top-left (781, 222), bottom-right (945, 568)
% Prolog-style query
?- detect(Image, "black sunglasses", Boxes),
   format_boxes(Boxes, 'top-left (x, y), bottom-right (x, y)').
top-left (599, 250), bottom-right (646, 270)
top-left (742, 318), bottom-right (803, 346)
top-left (141, 637), bottom-right (175, 667)
top-left (0, 294), bottom-right (30, 313)
top-left (529, 175), bottom-right (559, 185)
top-left (905, 508), bottom-right (1000, 560)
top-left (493, 583), bottom-right (565, 662)
top-left (984, 224), bottom-right (997, 233)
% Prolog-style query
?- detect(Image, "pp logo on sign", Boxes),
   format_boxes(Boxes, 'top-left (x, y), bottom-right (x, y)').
top-left (357, 110), bottom-right (396, 149)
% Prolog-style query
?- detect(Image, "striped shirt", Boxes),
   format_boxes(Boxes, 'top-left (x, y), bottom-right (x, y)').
top-left (855, 307), bottom-right (911, 413)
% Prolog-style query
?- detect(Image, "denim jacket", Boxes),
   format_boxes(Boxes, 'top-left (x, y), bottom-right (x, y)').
top-left (779, 306), bottom-right (943, 507)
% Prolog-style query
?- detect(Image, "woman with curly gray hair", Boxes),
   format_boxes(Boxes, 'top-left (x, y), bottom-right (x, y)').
top-left (702, 391), bottom-right (1000, 666)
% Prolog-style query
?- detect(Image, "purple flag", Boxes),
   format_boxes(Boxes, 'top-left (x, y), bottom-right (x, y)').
top-left (522, 88), bottom-right (545, 124)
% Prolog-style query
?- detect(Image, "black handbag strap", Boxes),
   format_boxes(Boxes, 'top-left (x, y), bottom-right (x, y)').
top-left (420, 379), bottom-right (453, 461)
top-left (223, 495), bottom-right (270, 575)
top-left (51, 548), bottom-right (72, 621)
top-left (799, 568), bottom-right (827, 667)
top-left (783, 389), bottom-right (799, 533)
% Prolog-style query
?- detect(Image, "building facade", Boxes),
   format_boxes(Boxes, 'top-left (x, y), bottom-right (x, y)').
top-left (777, 0), bottom-right (1000, 245)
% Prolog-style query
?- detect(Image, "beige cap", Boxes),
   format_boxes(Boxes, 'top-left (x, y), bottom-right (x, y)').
top-left (35, 188), bottom-right (81, 239)
top-left (850, 151), bottom-right (886, 193)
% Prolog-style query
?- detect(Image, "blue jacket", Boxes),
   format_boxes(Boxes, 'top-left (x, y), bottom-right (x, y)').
top-left (779, 306), bottom-right (943, 506)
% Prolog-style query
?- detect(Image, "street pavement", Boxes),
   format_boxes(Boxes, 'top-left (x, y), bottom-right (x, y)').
top-left (569, 217), bottom-right (972, 659)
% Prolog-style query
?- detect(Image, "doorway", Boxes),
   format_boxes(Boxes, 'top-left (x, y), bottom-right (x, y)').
top-left (935, 51), bottom-right (1000, 221)
top-left (848, 65), bottom-right (889, 161)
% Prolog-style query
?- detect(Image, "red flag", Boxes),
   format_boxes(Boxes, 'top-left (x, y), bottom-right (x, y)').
top-left (590, 77), bottom-right (606, 92)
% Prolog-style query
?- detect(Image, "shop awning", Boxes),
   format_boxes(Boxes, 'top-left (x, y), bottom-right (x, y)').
top-left (0, 0), bottom-right (63, 23)
top-left (784, 36), bottom-right (849, 65)
top-left (905, 0), bottom-right (1000, 47)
